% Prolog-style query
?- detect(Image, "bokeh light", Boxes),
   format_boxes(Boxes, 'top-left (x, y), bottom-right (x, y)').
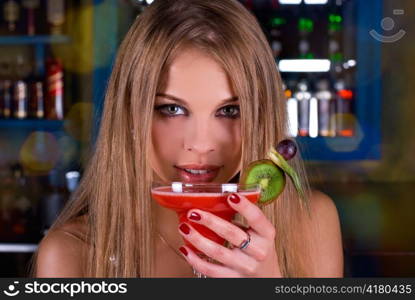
top-left (49, 1), bottom-right (119, 73)
top-left (57, 134), bottom-right (79, 169)
top-left (49, 3), bottom-right (93, 73)
top-left (325, 114), bottom-right (363, 152)
top-left (64, 102), bottom-right (93, 142)
top-left (19, 131), bottom-right (61, 174)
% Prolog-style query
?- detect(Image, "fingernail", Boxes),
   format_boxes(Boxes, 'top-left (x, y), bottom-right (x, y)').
top-left (228, 193), bottom-right (240, 204)
top-left (179, 246), bottom-right (188, 256)
top-left (189, 211), bottom-right (201, 221)
top-left (179, 223), bottom-right (191, 235)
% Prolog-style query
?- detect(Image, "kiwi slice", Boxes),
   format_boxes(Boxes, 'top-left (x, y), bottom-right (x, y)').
top-left (240, 159), bottom-right (286, 204)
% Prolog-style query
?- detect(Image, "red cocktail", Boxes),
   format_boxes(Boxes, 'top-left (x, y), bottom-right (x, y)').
top-left (151, 182), bottom-right (260, 254)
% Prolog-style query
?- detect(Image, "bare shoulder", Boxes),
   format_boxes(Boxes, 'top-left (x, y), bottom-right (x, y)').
top-left (304, 190), bottom-right (344, 277)
top-left (35, 215), bottom-right (89, 277)
top-left (308, 190), bottom-right (340, 221)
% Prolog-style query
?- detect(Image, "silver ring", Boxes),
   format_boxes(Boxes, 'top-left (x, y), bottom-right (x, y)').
top-left (238, 232), bottom-right (251, 250)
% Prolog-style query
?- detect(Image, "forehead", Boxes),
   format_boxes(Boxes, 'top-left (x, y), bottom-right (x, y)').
top-left (161, 47), bottom-right (235, 104)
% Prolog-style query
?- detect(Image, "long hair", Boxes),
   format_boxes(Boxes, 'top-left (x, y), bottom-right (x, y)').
top-left (30, 0), bottom-right (312, 277)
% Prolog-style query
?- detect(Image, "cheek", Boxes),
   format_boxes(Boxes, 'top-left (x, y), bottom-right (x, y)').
top-left (219, 120), bottom-right (241, 153)
top-left (151, 118), bottom-right (183, 163)
top-left (212, 119), bottom-right (242, 172)
top-left (230, 120), bottom-right (242, 147)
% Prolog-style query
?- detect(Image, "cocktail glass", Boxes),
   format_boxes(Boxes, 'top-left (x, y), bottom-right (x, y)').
top-left (151, 182), bottom-right (261, 255)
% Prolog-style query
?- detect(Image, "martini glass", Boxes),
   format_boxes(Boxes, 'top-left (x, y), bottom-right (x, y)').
top-left (151, 182), bottom-right (261, 277)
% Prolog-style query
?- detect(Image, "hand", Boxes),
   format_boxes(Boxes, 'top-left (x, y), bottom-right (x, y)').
top-left (177, 193), bottom-right (282, 277)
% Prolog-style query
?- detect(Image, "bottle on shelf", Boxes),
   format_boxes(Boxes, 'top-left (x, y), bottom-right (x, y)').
top-left (308, 92), bottom-right (319, 139)
top-left (3, 0), bottom-right (20, 33)
top-left (47, 0), bottom-right (66, 35)
top-left (315, 79), bottom-right (335, 137)
top-left (294, 80), bottom-right (311, 137)
top-left (284, 81), bottom-right (299, 138)
top-left (13, 80), bottom-right (28, 119)
top-left (22, 0), bottom-right (40, 36)
top-left (45, 57), bottom-right (64, 120)
top-left (0, 63), bottom-right (66, 121)
top-left (0, 80), bottom-right (13, 118)
top-left (334, 79), bottom-right (355, 137)
top-left (28, 80), bottom-right (45, 119)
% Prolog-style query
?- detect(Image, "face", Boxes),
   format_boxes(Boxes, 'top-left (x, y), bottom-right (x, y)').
top-left (150, 46), bottom-right (242, 184)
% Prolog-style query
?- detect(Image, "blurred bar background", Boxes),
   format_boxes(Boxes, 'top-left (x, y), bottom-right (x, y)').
top-left (0, 0), bottom-right (414, 277)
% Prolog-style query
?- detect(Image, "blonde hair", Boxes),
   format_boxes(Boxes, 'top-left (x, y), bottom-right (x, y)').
top-left (30, 0), bottom-right (312, 277)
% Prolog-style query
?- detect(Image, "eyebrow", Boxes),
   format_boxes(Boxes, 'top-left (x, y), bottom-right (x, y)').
top-left (155, 93), bottom-right (239, 106)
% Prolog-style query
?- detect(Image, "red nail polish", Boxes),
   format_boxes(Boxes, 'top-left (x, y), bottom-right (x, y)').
top-left (229, 193), bottom-right (240, 204)
top-left (179, 246), bottom-right (188, 256)
top-left (189, 212), bottom-right (201, 221)
top-left (179, 223), bottom-right (191, 234)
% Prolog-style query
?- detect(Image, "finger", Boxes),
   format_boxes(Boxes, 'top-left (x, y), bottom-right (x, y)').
top-left (187, 210), bottom-right (269, 261)
top-left (227, 193), bottom-right (276, 240)
top-left (178, 223), bottom-right (258, 275)
top-left (178, 245), bottom-right (242, 278)
top-left (187, 209), bottom-right (247, 249)
top-left (231, 220), bottom-right (250, 231)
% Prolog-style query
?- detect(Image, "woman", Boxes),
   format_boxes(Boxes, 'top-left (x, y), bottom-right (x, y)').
top-left (31, 0), bottom-right (343, 277)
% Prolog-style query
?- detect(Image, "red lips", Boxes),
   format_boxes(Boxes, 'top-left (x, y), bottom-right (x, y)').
top-left (175, 164), bottom-right (221, 171)
top-left (174, 164), bottom-right (222, 183)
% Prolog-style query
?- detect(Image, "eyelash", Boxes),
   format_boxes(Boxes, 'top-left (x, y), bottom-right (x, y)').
top-left (154, 104), bottom-right (241, 119)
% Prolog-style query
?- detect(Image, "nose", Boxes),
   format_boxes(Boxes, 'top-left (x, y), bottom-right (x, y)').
top-left (183, 118), bottom-right (215, 154)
